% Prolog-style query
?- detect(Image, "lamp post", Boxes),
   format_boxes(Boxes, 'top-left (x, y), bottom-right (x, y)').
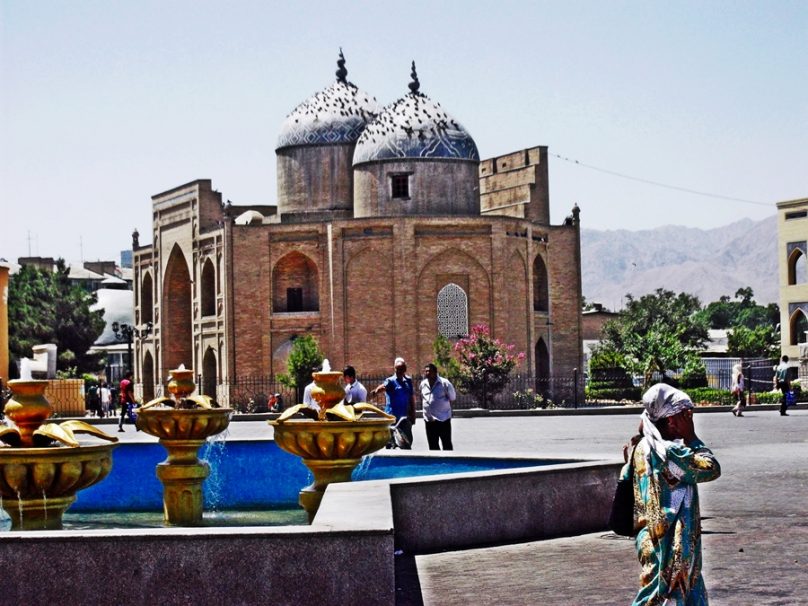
top-left (111, 321), bottom-right (153, 377)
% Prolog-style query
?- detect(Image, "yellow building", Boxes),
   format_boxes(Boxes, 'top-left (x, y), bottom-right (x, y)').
top-left (776, 197), bottom-right (808, 359)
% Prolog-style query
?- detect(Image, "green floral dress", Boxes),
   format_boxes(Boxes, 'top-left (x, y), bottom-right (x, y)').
top-left (623, 438), bottom-right (721, 605)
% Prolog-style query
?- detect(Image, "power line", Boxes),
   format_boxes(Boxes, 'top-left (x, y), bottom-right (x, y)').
top-left (550, 153), bottom-right (773, 207)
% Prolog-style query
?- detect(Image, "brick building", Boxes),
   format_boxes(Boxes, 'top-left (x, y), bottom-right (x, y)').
top-left (133, 57), bottom-right (583, 402)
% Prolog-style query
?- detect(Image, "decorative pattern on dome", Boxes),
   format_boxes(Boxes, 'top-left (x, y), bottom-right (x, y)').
top-left (276, 54), bottom-right (381, 150)
top-left (353, 63), bottom-right (478, 164)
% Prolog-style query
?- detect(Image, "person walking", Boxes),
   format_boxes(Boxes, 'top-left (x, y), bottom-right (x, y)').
top-left (419, 363), bottom-right (456, 450)
top-left (118, 371), bottom-right (135, 432)
top-left (775, 355), bottom-right (791, 416)
top-left (100, 382), bottom-right (112, 418)
top-left (622, 384), bottom-right (721, 605)
top-left (731, 362), bottom-right (746, 417)
top-left (343, 365), bottom-right (367, 404)
top-left (372, 357), bottom-right (415, 449)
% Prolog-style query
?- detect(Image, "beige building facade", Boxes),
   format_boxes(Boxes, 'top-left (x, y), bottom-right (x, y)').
top-left (133, 58), bottom-right (583, 402)
top-left (777, 196), bottom-right (808, 360)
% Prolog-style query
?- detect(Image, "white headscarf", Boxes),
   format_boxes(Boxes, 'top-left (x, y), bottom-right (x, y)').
top-left (640, 383), bottom-right (694, 466)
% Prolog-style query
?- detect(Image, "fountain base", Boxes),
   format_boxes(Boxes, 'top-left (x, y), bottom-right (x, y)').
top-left (299, 458), bottom-right (362, 522)
top-left (4, 495), bottom-right (76, 530)
top-left (156, 446), bottom-right (210, 526)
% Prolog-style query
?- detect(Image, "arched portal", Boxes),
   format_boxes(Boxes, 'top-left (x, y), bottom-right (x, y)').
top-left (202, 347), bottom-right (217, 397)
top-left (142, 351), bottom-right (155, 401)
top-left (533, 255), bottom-right (549, 312)
top-left (162, 245), bottom-right (193, 378)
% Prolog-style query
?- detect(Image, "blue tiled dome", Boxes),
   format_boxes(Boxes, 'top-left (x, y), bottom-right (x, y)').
top-left (353, 66), bottom-right (478, 165)
top-left (276, 80), bottom-right (381, 151)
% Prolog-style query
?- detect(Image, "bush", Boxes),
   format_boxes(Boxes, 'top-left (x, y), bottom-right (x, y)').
top-left (586, 386), bottom-right (642, 402)
top-left (684, 387), bottom-right (733, 406)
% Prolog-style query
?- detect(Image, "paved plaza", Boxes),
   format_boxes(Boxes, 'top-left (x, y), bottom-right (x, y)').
top-left (112, 407), bottom-right (808, 605)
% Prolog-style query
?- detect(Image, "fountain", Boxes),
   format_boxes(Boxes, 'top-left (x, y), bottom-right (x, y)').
top-left (271, 359), bottom-right (394, 521)
top-left (136, 365), bottom-right (232, 526)
top-left (0, 373), bottom-right (119, 530)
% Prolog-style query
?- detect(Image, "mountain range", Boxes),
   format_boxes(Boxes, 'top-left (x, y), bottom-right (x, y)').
top-left (581, 214), bottom-right (778, 309)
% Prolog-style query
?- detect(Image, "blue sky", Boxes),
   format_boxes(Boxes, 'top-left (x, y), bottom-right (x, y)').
top-left (1, 1), bottom-right (806, 264)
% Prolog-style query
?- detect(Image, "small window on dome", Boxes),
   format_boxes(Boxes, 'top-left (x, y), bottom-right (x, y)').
top-left (390, 174), bottom-right (410, 199)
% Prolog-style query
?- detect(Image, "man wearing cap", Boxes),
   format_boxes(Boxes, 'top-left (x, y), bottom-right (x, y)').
top-left (623, 383), bottom-right (721, 605)
top-left (372, 357), bottom-right (416, 449)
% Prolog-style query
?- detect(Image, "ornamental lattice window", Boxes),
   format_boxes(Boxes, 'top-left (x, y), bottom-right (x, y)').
top-left (437, 283), bottom-right (468, 339)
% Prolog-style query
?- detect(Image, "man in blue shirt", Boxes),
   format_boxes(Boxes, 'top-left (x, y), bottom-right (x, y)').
top-left (373, 357), bottom-right (415, 448)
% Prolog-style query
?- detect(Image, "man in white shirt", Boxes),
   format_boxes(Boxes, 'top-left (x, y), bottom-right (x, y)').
top-left (419, 362), bottom-right (456, 450)
top-left (302, 363), bottom-right (322, 410)
top-left (343, 365), bottom-right (367, 404)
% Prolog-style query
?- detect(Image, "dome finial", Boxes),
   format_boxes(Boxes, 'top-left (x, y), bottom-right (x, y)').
top-left (336, 48), bottom-right (348, 84)
top-left (408, 61), bottom-right (420, 94)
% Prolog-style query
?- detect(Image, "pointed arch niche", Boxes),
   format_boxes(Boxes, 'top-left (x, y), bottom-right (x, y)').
top-left (788, 247), bottom-right (807, 285)
top-left (141, 272), bottom-right (154, 324)
top-left (142, 351), bottom-right (155, 401)
top-left (533, 254), bottom-right (549, 312)
top-left (202, 346), bottom-right (217, 397)
top-left (272, 252), bottom-right (319, 313)
top-left (201, 258), bottom-right (216, 317)
top-left (790, 309), bottom-right (808, 346)
top-left (162, 245), bottom-right (193, 376)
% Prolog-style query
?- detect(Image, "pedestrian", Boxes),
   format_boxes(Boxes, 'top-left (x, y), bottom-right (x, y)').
top-left (372, 357), bottom-right (415, 449)
top-left (343, 365), bottom-right (367, 404)
top-left (100, 382), bottom-right (112, 418)
top-left (302, 363), bottom-right (322, 410)
top-left (86, 381), bottom-right (101, 417)
top-left (622, 383), bottom-right (721, 605)
top-left (118, 370), bottom-right (135, 432)
top-left (419, 363), bottom-right (456, 450)
top-left (774, 355), bottom-right (791, 416)
top-left (731, 362), bottom-right (746, 417)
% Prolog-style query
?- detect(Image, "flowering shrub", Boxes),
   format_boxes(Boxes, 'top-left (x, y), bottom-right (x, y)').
top-left (454, 324), bottom-right (525, 408)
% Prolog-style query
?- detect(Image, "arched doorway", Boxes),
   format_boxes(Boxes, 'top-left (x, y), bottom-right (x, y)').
top-left (789, 249), bottom-right (807, 285)
top-left (142, 351), bottom-right (155, 401)
top-left (162, 245), bottom-right (193, 378)
top-left (272, 252), bottom-right (319, 313)
top-left (202, 347), bottom-right (217, 397)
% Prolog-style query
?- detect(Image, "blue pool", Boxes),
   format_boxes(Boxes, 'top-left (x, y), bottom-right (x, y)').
top-left (73, 441), bottom-right (555, 512)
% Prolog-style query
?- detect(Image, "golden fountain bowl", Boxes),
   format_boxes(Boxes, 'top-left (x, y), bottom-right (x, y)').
top-left (0, 443), bottom-right (117, 500)
top-left (136, 408), bottom-right (233, 441)
top-left (271, 418), bottom-right (392, 460)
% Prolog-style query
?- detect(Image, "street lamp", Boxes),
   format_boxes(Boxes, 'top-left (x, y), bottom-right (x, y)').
top-left (111, 321), bottom-right (153, 375)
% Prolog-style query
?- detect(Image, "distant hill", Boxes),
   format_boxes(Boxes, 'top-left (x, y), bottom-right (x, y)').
top-left (581, 215), bottom-right (778, 309)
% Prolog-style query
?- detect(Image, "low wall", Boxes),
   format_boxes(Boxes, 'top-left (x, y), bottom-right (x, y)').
top-left (0, 453), bottom-right (621, 605)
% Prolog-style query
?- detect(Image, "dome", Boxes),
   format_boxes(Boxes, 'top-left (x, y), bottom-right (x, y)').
top-left (353, 63), bottom-right (479, 165)
top-left (276, 52), bottom-right (381, 150)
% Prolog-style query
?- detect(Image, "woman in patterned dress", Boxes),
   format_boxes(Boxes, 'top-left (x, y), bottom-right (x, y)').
top-left (623, 384), bottom-right (722, 605)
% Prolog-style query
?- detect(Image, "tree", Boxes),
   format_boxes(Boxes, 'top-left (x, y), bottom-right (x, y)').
top-left (601, 289), bottom-right (708, 386)
top-left (453, 324), bottom-right (525, 408)
top-left (432, 334), bottom-right (461, 383)
top-left (277, 334), bottom-right (323, 403)
top-left (727, 325), bottom-right (779, 358)
top-left (696, 288), bottom-right (779, 330)
top-left (8, 260), bottom-right (105, 377)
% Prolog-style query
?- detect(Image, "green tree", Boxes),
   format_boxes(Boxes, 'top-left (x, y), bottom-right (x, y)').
top-left (601, 289), bottom-right (708, 387)
top-left (696, 288), bottom-right (779, 330)
top-left (453, 324), bottom-right (525, 408)
top-left (727, 325), bottom-right (779, 358)
top-left (277, 334), bottom-right (323, 403)
top-left (8, 260), bottom-right (105, 377)
top-left (432, 334), bottom-right (461, 382)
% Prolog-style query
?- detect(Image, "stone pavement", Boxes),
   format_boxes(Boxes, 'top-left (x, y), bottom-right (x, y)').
top-left (112, 408), bottom-right (808, 605)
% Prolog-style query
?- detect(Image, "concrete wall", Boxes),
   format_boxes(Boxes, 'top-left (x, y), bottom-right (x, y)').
top-left (277, 145), bottom-right (355, 217)
top-left (0, 455), bottom-right (620, 605)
